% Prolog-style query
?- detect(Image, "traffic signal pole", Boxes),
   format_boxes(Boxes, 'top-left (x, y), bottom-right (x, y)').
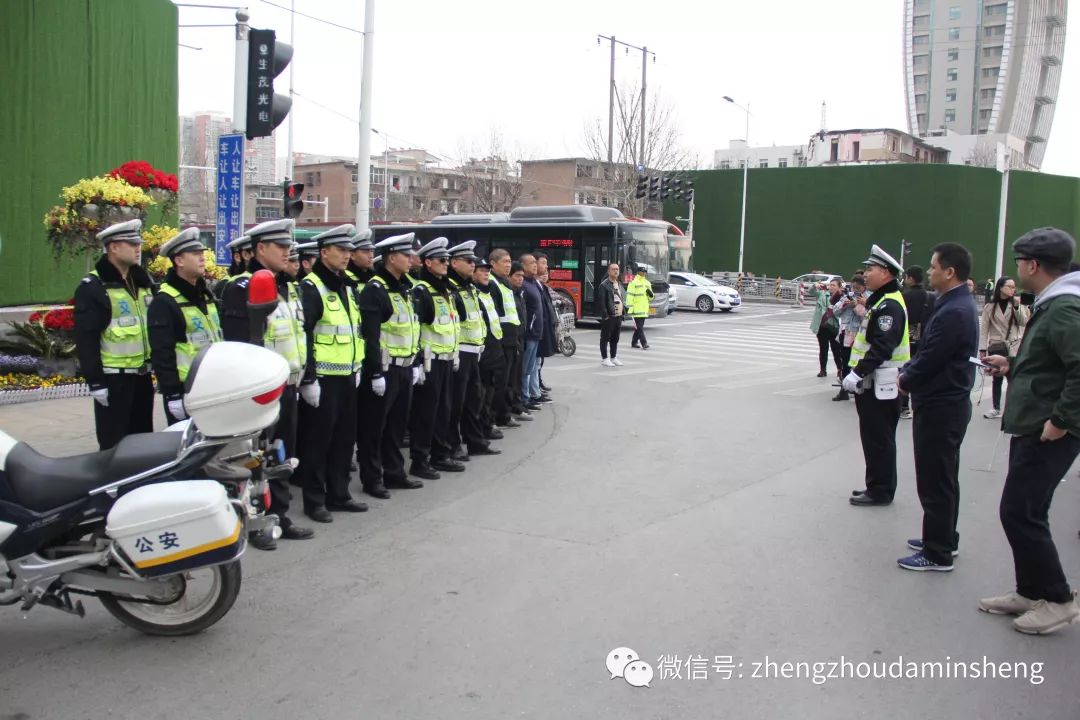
top-left (232, 9), bottom-right (249, 235)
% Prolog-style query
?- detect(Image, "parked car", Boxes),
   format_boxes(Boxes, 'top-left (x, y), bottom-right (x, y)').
top-left (791, 272), bottom-right (843, 287)
top-left (667, 272), bottom-right (741, 313)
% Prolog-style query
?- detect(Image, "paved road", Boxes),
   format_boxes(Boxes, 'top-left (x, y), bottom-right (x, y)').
top-left (1, 305), bottom-right (1077, 719)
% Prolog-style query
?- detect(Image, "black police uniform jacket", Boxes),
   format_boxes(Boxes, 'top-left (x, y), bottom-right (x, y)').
top-left (73, 256), bottom-right (156, 391)
top-left (851, 278), bottom-right (908, 378)
top-left (148, 268), bottom-right (216, 400)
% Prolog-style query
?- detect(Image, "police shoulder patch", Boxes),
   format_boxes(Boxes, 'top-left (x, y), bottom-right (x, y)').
top-left (877, 315), bottom-right (894, 331)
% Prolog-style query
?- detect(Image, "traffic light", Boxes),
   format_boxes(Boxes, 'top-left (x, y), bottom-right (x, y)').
top-left (283, 181), bottom-right (304, 219)
top-left (648, 176), bottom-right (661, 200)
top-left (246, 29), bottom-right (293, 140)
top-left (679, 179), bottom-right (695, 203)
top-left (635, 175), bottom-right (648, 200)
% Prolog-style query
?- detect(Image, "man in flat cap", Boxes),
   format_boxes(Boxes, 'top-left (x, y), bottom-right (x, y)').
top-left (472, 256), bottom-right (509, 446)
top-left (221, 219), bottom-right (315, 548)
top-left (980, 228), bottom-right (1080, 634)
top-left (295, 224), bottom-right (368, 523)
top-left (447, 241), bottom-right (500, 459)
top-left (73, 219), bottom-right (157, 450)
top-left (408, 237), bottom-right (465, 479)
top-left (843, 244), bottom-right (910, 507)
top-left (895, 243), bottom-right (979, 572)
top-left (148, 228), bottom-right (222, 426)
top-left (356, 233), bottom-right (423, 498)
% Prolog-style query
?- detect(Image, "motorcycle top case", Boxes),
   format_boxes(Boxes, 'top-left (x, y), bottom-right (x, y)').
top-left (106, 480), bottom-right (243, 577)
top-left (183, 341), bottom-right (289, 438)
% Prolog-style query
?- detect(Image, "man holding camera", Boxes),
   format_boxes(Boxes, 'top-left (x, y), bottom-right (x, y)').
top-left (843, 245), bottom-right (909, 507)
top-left (981, 228), bottom-right (1080, 635)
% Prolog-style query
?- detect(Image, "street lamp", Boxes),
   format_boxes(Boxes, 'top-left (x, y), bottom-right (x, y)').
top-left (723, 96), bottom-right (751, 274)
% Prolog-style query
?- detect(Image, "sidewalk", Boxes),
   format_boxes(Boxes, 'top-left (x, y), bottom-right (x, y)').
top-left (0, 397), bottom-right (167, 456)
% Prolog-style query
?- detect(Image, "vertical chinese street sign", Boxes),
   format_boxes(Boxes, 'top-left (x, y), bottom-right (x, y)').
top-left (246, 28), bottom-right (276, 140)
top-left (216, 133), bottom-right (245, 264)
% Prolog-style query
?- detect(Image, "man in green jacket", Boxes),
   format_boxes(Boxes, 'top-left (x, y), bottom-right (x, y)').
top-left (982, 227), bottom-right (1080, 635)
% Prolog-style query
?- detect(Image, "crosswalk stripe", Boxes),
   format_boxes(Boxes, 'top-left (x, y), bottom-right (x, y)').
top-left (671, 335), bottom-right (818, 354)
top-left (774, 383), bottom-right (846, 397)
top-left (591, 362), bottom-right (706, 377)
top-left (648, 364), bottom-right (778, 385)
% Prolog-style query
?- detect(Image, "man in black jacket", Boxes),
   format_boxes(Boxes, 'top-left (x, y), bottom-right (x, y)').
top-left (899, 265), bottom-right (936, 420)
top-left (519, 254), bottom-right (545, 411)
top-left (148, 228), bottom-right (221, 427)
top-left (596, 263), bottom-right (624, 367)
top-left (843, 245), bottom-right (910, 506)
top-left (73, 219), bottom-right (156, 450)
top-left (897, 243), bottom-right (978, 571)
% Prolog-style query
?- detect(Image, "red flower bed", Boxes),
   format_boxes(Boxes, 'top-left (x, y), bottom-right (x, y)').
top-left (108, 160), bottom-right (178, 193)
top-left (28, 304), bottom-right (76, 332)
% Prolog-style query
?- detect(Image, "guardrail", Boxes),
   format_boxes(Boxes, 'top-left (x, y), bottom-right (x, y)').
top-left (705, 274), bottom-right (807, 305)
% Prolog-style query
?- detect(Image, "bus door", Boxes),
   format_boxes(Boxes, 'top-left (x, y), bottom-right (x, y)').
top-left (583, 233), bottom-right (616, 317)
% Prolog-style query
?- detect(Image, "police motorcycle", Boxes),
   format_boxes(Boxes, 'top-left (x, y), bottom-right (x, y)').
top-left (0, 272), bottom-right (290, 636)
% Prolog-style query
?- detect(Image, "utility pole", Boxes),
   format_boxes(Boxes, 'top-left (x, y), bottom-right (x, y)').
top-left (596, 35), bottom-right (655, 169)
top-left (356, 0), bottom-right (375, 229)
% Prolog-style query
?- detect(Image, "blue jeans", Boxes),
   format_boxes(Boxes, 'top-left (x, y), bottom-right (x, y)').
top-left (521, 339), bottom-right (540, 401)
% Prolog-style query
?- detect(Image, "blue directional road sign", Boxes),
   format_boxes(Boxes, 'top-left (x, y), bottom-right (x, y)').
top-left (215, 133), bottom-right (244, 264)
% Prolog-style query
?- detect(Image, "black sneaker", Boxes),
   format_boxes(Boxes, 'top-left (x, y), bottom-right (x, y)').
top-left (514, 412), bottom-right (535, 421)
top-left (535, 395), bottom-right (553, 404)
top-left (525, 402), bottom-right (542, 411)
top-left (540, 382), bottom-right (552, 392)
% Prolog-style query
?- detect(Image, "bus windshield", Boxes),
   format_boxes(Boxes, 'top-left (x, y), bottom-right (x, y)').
top-left (619, 224), bottom-right (670, 284)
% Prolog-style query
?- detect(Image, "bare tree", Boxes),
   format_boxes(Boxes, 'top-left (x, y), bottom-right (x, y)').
top-left (457, 130), bottom-right (529, 213)
top-left (581, 83), bottom-right (698, 212)
top-left (963, 140), bottom-right (999, 168)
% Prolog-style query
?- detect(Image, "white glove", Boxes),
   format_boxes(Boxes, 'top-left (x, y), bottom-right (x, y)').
top-left (355, 373), bottom-right (362, 388)
top-left (90, 388), bottom-right (109, 407)
top-left (167, 398), bottom-right (188, 420)
top-left (300, 381), bottom-right (321, 408)
top-left (841, 371), bottom-right (863, 394)
top-left (412, 366), bottom-right (424, 386)
top-left (453, 357), bottom-right (460, 372)
top-left (372, 376), bottom-right (386, 397)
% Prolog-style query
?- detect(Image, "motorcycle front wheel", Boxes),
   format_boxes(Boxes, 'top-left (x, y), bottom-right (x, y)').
top-left (99, 560), bottom-right (242, 636)
top-left (560, 337), bottom-right (577, 357)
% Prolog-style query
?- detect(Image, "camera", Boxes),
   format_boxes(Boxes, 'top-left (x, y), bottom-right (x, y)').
top-left (842, 283), bottom-right (856, 301)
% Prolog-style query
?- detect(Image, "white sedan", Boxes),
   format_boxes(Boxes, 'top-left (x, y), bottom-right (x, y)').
top-left (667, 272), bottom-right (742, 313)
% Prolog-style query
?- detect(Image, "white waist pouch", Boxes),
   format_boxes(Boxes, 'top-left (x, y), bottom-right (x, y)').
top-left (873, 367), bottom-right (899, 400)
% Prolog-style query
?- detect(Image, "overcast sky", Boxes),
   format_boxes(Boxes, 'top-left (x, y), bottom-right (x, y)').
top-left (176, 0), bottom-right (1079, 176)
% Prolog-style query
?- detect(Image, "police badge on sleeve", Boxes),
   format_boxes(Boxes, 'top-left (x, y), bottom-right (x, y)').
top-left (877, 315), bottom-right (894, 331)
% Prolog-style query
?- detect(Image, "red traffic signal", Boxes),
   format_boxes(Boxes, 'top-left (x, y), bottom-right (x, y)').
top-left (283, 181), bottom-right (304, 219)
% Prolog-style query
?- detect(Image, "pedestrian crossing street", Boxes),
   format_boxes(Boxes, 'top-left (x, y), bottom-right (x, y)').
top-left (545, 318), bottom-right (843, 396)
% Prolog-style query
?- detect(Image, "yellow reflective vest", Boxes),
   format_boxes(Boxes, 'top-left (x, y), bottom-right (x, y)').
top-left (849, 290), bottom-right (911, 369)
top-left (88, 269), bottom-right (152, 369)
top-left (157, 282), bottom-right (222, 382)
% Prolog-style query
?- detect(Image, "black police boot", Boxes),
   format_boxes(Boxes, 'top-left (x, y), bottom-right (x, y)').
top-left (432, 458), bottom-right (466, 472)
top-left (249, 529), bottom-right (278, 550)
top-left (409, 460), bottom-right (441, 481)
top-left (451, 448), bottom-right (471, 462)
top-left (486, 428), bottom-right (505, 440)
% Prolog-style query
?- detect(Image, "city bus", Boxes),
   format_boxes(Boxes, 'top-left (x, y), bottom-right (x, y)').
top-left (369, 205), bottom-right (671, 320)
top-left (666, 222), bottom-right (693, 272)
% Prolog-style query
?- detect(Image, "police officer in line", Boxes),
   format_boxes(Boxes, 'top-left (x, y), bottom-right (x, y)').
top-left (472, 256), bottom-right (509, 441)
top-left (407, 238), bottom-right (465, 480)
top-left (345, 229), bottom-right (376, 288)
top-left (489, 249), bottom-right (524, 428)
top-left (285, 242), bottom-right (301, 280)
top-left (221, 219), bottom-right (315, 547)
top-left (296, 224), bottom-right (369, 523)
top-left (296, 241), bottom-right (319, 279)
top-left (227, 233), bottom-right (254, 277)
top-left (148, 228), bottom-right (222, 426)
top-left (842, 244), bottom-right (910, 507)
top-left (357, 233), bottom-right (423, 498)
top-left (446, 241), bottom-right (501, 459)
top-left (345, 229), bottom-right (375, 471)
top-left (73, 219), bottom-right (156, 451)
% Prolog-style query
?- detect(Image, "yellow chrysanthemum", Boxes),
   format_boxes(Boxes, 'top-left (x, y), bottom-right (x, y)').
top-left (142, 224), bottom-right (178, 255)
top-left (60, 176), bottom-right (153, 209)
